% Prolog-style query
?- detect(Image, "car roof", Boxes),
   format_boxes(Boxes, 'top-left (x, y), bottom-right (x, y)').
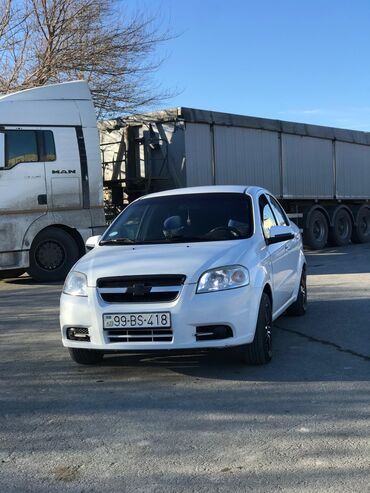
top-left (139, 185), bottom-right (268, 200)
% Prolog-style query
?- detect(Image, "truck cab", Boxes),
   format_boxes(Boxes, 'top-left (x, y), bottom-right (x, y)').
top-left (0, 81), bottom-right (105, 281)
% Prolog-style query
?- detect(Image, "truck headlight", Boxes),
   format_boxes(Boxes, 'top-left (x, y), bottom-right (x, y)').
top-left (63, 271), bottom-right (88, 297)
top-left (197, 265), bottom-right (249, 293)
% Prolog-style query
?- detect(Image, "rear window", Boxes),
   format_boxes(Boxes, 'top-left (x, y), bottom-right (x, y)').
top-left (102, 193), bottom-right (253, 245)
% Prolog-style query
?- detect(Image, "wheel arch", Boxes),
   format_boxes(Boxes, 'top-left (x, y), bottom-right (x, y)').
top-left (26, 223), bottom-right (85, 258)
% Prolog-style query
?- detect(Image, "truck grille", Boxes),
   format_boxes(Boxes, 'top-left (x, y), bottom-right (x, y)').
top-left (106, 328), bottom-right (173, 343)
top-left (97, 275), bottom-right (186, 303)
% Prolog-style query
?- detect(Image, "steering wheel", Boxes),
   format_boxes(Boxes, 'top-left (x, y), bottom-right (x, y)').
top-left (208, 226), bottom-right (242, 238)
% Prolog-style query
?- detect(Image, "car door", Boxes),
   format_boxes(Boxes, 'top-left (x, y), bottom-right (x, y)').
top-left (43, 127), bottom-right (83, 210)
top-left (259, 194), bottom-right (294, 311)
top-left (267, 194), bottom-right (300, 300)
top-left (0, 128), bottom-right (47, 256)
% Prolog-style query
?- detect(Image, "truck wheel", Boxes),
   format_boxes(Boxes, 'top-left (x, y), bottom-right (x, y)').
top-left (287, 268), bottom-right (307, 316)
top-left (68, 348), bottom-right (104, 365)
top-left (329, 208), bottom-right (352, 246)
top-left (241, 293), bottom-right (272, 365)
top-left (352, 206), bottom-right (370, 243)
top-left (28, 227), bottom-right (79, 282)
top-left (305, 210), bottom-right (328, 249)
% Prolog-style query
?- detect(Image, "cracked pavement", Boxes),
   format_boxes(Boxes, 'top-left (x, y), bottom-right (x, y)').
top-left (0, 244), bottom-right (369, 492)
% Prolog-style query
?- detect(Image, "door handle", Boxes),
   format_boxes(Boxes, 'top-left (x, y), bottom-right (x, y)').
top-left (284, 243), bottom-right (290, 250)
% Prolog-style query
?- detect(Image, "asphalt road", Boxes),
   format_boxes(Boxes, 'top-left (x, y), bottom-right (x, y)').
top-left (0, 244), bottom-right (369, 493)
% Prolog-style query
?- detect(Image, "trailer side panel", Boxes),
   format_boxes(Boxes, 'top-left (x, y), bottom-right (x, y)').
top-left (213, 126), bottom-right (280, 195)
top-left (336, 142), bottom-right (370, 199)
top-left (184, 123), bottom-right (213, 186)
top-left (282, 134), bottom-right (333, 199)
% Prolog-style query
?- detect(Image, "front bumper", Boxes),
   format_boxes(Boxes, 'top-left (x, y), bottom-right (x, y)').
top-left (60, 283), bottom-right (262, 351)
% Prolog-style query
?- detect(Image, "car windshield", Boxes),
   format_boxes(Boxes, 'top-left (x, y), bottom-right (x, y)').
top-left (100, 193), bottom-right (253, 245)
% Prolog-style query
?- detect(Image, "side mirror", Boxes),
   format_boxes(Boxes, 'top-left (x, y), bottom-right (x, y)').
top-left (267, 225), bottom-right (294, 245)
top-left (86, 235), bottom-right (101, 250)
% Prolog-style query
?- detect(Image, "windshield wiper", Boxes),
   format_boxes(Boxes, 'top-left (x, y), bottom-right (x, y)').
top-left (99, 238), bottom-right (135, 245)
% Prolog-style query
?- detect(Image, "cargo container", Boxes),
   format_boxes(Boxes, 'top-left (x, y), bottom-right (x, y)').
top-left (100, 107), bottom-right (370, 249)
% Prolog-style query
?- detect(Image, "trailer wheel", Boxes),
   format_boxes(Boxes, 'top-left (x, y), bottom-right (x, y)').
top-left (352, 206), bottom-right (370, 243)
top-left (305, 210), bottom-right (328, 250)
top-left (28, 227), bottom-right (79, 282)
top-left (329, 208), bottom-right (352, 246)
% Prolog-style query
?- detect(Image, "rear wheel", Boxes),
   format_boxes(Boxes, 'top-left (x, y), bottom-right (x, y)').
top-left (287, 268), bottom-right (307, 316)
top-left (329, 208), bottom-right (352, 246)
top-left (241, 293), bottom-right (272, 365)
top-left (305, 210), bottom-right (328, 250)
top-left (68, 348), bottom-right (104, 365)
top-left (28, 228), bottom-right (80, 282)
top-left (352, 206), bottom-right (370, 243)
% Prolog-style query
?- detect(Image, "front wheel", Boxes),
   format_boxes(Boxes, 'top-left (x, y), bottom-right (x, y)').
top-left (241, 293), bottom-right (272, 365)
top-left (28, 227), bottom-right (80, 282)
top-left (68, 348), bottom-right (104, 365)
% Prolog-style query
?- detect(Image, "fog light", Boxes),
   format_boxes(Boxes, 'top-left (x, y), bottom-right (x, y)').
top-left (66, 327), bottom-right (90, 341)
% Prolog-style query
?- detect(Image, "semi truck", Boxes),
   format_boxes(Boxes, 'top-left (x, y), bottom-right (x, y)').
top-left (0, 81), bottom-right (105, 281)
top-left (2, 81), bottom-right (370, 281)
top-left (101, 107), bottom-right (370, 250)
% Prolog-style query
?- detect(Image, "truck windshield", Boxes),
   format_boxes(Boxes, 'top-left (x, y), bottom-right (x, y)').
top-left (100, 193), bottom-right (253, 245)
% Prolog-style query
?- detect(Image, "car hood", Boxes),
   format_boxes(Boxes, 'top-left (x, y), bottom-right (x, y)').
top-left (76, 240), bottom-right (253, 286)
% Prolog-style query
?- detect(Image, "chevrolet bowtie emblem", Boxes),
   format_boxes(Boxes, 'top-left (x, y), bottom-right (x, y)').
top-left (129, 283), bottom-right (150, 296)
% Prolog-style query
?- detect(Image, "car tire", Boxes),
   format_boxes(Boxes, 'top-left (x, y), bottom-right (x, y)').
top-left (241, 292), bottom-right (272, 365)
top-left (68, 348), bottom-right (104, 365)
top-left (287, 268), bottom-right (307, 316)
top-left (28, 227), bottom-right (80, 282)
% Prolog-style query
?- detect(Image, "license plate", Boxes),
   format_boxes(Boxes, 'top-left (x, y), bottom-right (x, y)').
top-left (103, 312), bottom-right (171, 329)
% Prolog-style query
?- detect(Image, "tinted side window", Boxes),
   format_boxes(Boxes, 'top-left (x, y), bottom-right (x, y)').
top-left (43, 131), bottom-right (56, 161)
top-left (259, 195), bottom-right (277, 238)
top-left (5, 130), bottom-right (38, 167)
top-left (269, 196), bottom-right (289, 226)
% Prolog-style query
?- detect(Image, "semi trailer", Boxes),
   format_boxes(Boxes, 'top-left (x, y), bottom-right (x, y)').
top-left (0, 81), bottom-right (105, 281)
top-left (2, 81), bottom-right (370, 282)
top-left (101, 107), bottom-right (370, 249)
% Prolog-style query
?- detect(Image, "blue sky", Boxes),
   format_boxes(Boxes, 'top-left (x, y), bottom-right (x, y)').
top-left (126, 0), bottom-right (370, 131)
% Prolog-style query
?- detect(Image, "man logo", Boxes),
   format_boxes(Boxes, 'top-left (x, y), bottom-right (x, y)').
top-left (52, 169), bottom-right (76, 174)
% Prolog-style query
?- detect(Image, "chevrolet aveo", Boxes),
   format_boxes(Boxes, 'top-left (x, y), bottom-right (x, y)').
top-left (60, 186), bottom-right (307, 365)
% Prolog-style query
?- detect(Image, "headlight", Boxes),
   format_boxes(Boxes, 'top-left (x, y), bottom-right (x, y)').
top-left (63, 271), bottom-right (88, 297)
top-left (197, 265), bottom-right (249, 293)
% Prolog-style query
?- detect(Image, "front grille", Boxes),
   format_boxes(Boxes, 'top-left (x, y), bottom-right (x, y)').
top-left (97, 275), bottom-right (186, 303)
top-left (106, 328), bottom-right (173, 343)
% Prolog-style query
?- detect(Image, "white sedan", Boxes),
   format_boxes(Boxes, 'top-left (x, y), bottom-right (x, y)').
top-left (60, 186), bottom-right (307, 365)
